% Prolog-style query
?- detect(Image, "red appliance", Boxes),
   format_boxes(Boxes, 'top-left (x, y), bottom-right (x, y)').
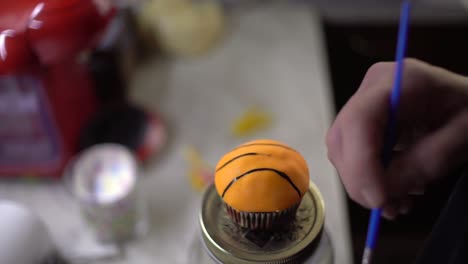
top-left (0, 0), bottom-right (115, 178)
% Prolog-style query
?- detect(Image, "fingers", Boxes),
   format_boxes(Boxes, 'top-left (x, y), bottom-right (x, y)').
top-left (327, 62), bottom-right (396, 209)
top-left (327, 58), bottom-right (468, 211)
top-left (382, 201), bottom-right (399, 220)
top-left (382, 196), bottom-right (413, 220)
top-left (380, 110), bottom-right (468, 220)
top-left (327, 100), bottom-right (386, 208)
top-left (398, 197), bottom-right (413, 215)
top-left (386, 110), bottom-right (468, 197)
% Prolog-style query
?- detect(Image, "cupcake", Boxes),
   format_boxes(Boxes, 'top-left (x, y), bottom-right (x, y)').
top-left (214, 139), bottom-right (310, 230)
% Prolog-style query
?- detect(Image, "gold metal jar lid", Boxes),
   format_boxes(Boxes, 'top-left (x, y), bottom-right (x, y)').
top-left (199, 181), bottom-right (325, 264)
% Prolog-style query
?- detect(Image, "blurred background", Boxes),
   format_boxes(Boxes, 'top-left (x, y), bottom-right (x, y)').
top-left (1, 0), bottom-right (468, 263)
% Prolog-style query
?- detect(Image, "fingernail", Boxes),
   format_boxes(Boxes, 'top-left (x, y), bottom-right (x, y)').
top-left (361, 187), bottom-right (383, 208)
top-left (408, 185), bottom-right (425, 196)
top-left (382, 210), bottom-right (397, 220)
top-left (399, 203), bottom-right (411, 215)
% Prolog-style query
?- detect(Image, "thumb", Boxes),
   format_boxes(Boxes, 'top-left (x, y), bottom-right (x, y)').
top-left (386, 110), bottom-right (468, 198)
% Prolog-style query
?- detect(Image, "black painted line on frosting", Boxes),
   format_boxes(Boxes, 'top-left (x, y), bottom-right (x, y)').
top-left (232, 143), bottom-right (298, 153)
top-left (216, 153), bottom-right (270, 172)
top-left (221, 168), bottom-right (302, 198)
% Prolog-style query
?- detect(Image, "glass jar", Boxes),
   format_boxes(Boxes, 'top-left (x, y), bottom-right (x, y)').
top-left (190, 182), bottom-right (334, 264)
top-left (66, 144), bottom-right (149, 244)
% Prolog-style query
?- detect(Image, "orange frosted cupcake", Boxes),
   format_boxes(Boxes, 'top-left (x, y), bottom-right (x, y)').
top-left (214, 139), bottom-right (310, 230)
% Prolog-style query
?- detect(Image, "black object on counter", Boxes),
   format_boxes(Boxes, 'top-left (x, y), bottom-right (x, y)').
top-left (79, 103), bottom-right (147, 153)
top-left (89, 51), bottom-right (127, 105)
top-left (89, 9), bottom-right (140, 106)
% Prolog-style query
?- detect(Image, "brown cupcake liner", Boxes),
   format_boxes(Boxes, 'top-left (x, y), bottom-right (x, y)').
top-left (225, 203), bottom-right (300, 231)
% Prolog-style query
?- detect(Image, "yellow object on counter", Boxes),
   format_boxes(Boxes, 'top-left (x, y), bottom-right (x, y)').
top-left (231, 107), bottom-right (273, 137)
top-left (139, 0), bottom-right (224, 56)
top-left (184, 146), bottom-right (214, 191)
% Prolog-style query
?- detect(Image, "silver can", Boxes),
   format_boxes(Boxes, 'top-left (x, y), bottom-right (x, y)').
top-left (67, 144), bottom-right (146, 244)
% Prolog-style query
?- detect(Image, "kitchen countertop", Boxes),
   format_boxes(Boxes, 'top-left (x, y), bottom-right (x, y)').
top-left (0, 4), bottom-right (352, 264)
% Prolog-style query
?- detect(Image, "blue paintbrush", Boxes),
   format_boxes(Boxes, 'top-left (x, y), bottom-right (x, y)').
top-left (361, 2), bottom-right (412, 264)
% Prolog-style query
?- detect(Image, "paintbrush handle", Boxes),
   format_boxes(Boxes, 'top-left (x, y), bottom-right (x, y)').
top-left (361, 2), bottom-right (412, 264)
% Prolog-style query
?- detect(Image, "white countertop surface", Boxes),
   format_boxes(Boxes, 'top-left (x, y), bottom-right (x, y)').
top-left (0, 4), bottom-right (352, 264)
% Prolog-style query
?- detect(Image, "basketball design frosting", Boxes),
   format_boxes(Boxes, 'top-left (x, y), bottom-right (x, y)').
top-left (214, 139), bottom-right (310, 230)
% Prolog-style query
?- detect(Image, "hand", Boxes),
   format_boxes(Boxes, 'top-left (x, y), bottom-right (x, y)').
top-left (326, 58), bottom-right (468, 219)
